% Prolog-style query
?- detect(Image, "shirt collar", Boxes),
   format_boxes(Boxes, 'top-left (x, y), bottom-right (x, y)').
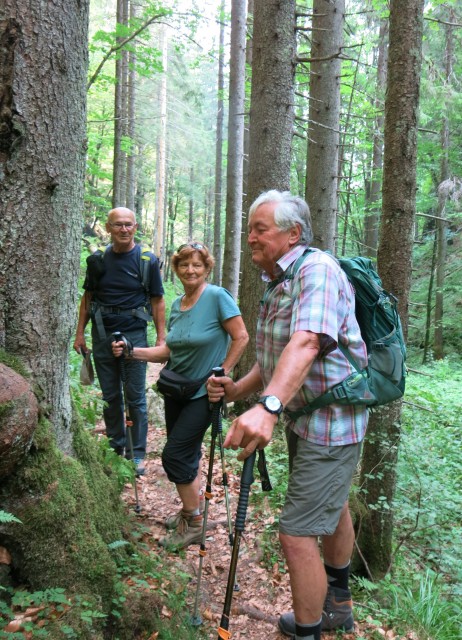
top-left (261, 244), bottom-right (309, 283)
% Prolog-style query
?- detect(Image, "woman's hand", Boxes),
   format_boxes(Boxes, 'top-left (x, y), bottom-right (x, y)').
top-left (206, 374), bottom-right (236, 403)
top-left (111, 340), bottom-right (126, 358)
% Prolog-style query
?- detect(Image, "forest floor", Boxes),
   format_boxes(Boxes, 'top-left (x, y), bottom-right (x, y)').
top-left (101, 364), bottom-right (397, 640)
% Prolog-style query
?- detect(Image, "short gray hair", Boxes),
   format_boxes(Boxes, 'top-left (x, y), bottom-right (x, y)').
top-left (249, 190), bottom-right (313, 245)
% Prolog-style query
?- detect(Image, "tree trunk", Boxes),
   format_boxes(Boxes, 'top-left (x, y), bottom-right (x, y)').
top-left (422, 234), bottom-right (437, 363)
top-left (356, 0), bottom-right (425, 580)
top-left (433, 11), bottom-right (453, 360)
top-left (305, 0), bottom-right (344, 252)
top-left (188, 166), bottom-right (194, 241)
top-left (236, 0), bottom-right (296, 385)
top-left (222, 0), bottom-right (247, 299)
top-left (126, 0), bottom-right (137, 212)
top-left (212, 0), bottom-right (226, 285)
top-left (0, 1), bottom-right (134, 622)
top-left (154, 24), bottom-right (168, 263)
top-left (112, 0), bottom-right (128, 207)
top-left (239, 0), bottom-right (254, 274)
top-left (364, 19), bottom-right (388, 260)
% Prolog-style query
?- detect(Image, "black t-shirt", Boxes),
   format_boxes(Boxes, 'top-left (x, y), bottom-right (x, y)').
top-left (84, 244), bottom-right (164, 332)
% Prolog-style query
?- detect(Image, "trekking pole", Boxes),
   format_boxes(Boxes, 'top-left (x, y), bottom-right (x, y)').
top-left (217, 449), bottom-right (272, 639)
top-left (190, 366), bottom-right (230, 625)
top-left (211, 366), bottom-right (240, 592)
top-left (217, 451), bottom-right (256, 640)
top-left (112, 331), bottom-right (141, 515)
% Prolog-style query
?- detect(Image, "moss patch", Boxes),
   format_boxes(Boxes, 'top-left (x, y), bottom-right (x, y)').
top-left (0, 412), bottom-right (130, 613)
top-left (0, 348), bottom-right (29, 378)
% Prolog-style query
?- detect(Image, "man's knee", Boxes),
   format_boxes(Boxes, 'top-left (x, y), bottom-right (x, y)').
top-left (279, 532), bottom-right (320, 562)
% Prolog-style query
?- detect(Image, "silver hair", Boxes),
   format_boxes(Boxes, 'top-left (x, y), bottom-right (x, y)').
top-left (249, 190), bottom-right (313, 245)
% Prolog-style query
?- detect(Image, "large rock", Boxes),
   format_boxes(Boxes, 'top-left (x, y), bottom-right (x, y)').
top-left (0, 363), bottom-right (38, 479)
top-left (146, 387), bottom-right (165, 427)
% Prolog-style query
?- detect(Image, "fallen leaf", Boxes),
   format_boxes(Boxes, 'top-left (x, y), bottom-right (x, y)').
top-left (0, 546), bottom-right (12, 564)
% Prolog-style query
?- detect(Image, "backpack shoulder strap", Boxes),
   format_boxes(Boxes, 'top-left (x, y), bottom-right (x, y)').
top-left (262, 248), bottom-right (313, 304)
top-left (139, 246), bottom-right (151, 299)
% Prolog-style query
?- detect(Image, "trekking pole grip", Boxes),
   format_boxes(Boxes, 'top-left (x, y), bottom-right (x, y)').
top-left (211, 366), bottom-right (225, 437)
top-left (235, 451), bottom-right (256, 531)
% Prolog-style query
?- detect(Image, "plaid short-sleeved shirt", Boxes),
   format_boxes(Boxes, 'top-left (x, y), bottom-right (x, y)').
top-left (256, 245), bottom-right (368, 446)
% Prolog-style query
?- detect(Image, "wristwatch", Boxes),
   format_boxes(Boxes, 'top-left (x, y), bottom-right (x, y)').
top-left (257, 395), bottom-right (284, 415)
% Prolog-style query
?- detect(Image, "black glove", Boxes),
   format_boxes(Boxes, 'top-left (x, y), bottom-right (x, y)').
top-left (112, 332), bottom-right (133, 358)
top-left (122, 336), bottom-right (134, 358)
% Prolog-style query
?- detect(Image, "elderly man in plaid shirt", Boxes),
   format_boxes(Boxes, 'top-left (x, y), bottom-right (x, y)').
top-left (207, 190), bottom-right (368, 640)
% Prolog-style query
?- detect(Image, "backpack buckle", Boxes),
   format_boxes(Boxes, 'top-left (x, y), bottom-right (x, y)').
top-left (332, 386), bottom-right (347, 400)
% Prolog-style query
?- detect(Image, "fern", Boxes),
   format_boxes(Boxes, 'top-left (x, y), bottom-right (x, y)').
top-left (0, 510), bottom-right (22, 524)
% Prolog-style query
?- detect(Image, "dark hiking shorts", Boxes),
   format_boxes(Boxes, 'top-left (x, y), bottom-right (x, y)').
top-left (279, 429), bottom-right (362, 537)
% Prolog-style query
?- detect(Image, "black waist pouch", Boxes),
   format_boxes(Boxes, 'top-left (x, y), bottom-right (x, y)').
top-left (156, 368), bottom-right (209, 401)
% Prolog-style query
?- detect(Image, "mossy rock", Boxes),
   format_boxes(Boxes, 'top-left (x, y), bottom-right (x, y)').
top-left (0, 362), bottom-right (38, 479)
top-left (0, 412), bottom-right (130, 611)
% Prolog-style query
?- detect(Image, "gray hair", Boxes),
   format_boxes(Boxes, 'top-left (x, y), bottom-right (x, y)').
top-left (249, 190), bottom-right (313, 245)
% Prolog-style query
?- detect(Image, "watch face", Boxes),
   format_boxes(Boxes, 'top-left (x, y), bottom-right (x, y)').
top-left (266, 395), bottom-right (281, 412)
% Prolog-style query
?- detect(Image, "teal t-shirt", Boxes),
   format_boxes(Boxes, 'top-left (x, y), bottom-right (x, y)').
top-left (165, 284), bottom-right (240, 398)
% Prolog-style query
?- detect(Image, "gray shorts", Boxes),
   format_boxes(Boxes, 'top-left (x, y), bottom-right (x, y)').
top-left (279, 428), bottom-right (362, 537)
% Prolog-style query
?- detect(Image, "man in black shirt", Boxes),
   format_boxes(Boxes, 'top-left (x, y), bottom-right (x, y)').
top-left (74, 207), bottom-right (166, 475)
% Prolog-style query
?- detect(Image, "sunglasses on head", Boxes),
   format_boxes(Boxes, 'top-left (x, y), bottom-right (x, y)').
top-left (176, 242), bottom-right (205, 252)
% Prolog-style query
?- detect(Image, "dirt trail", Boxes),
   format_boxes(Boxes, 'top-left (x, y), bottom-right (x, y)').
top-left (112, 364), bottom-right (380, 639)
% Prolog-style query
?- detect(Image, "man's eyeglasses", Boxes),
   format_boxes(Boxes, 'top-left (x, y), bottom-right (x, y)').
top-left (109, 223), bottom-right (135, 230)
top-left (176, 242), bottom-right (205, 252)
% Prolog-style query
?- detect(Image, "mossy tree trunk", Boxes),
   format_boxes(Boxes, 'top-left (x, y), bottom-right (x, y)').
top-left (0, 0), bottom-right (130, 624)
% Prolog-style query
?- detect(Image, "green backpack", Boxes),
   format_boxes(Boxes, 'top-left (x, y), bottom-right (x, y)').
top-left (283, 251), bottom-right (407, 419)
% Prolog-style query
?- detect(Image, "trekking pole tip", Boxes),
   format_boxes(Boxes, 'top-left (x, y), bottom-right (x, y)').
top-left (189, 614), bottom-right (203, 626)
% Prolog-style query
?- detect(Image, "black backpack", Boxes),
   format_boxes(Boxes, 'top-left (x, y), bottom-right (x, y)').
top-left (85, 244), bottom-right (151, 300)
top-left (280, 251), bottom-right (407, 419)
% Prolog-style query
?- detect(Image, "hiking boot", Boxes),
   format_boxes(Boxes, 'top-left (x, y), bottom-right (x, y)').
top-left (165, 493), bottom-right (206, 530)
top-left (133, 458), bottom-right (145, 477)
top-left (277, 586), bottom-right (354, 636)
top-left (322, 586), bottom-right (354, 631)
top-left (159, 512), bottom-right (203, 549)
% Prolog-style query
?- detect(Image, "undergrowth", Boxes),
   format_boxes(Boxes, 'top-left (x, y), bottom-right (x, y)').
top-left (248, 354), bottom-right (462, 640)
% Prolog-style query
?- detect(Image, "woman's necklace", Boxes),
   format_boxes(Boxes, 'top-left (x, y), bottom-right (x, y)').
top-left (180, 283), bottom-right (207, 311)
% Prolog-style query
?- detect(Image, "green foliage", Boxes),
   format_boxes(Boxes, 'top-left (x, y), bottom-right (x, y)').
top-left (407, 235), bottom-right (462, 353)
top-left (355, 570), bottom-right (462, 640)
top-left (0, 510), bottom-right (21, 525)
top-left (396, 357), bottom-right (462, 594)
top-left (69, 347), bottom-right (103, 428)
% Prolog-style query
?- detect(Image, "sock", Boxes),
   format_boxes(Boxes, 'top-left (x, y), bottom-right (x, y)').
top-left (294, 618), bottom-right (322, 640)
top-left (190, 508), bottom-right (201, 516)
top-left (325, 561), bottom-right (350, 590)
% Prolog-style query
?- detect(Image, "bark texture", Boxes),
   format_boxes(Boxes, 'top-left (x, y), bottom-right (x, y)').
top-left (236, 0), bottom-right (296, 382)
top-left (305, 0), bottom-right (344, 252)
top-left (212, 0), bottom-right (226, 285)
top-left (364, 19), bottom-right (388, 259)
top-left (0, 0), bottom-right (88, 452)
top-left (222, 0), bottom-right (247, 299)
top-left (0, 1), bottom-right (134, 622)
top-left (356, 0), bottom-right (424, 579)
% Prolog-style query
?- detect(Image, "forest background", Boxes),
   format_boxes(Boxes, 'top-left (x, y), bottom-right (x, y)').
top-left (0, 0), bottom-right (461, 639)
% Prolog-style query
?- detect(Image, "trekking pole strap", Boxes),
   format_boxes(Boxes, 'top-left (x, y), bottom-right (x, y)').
top-left (257, 449), bottom-right (272, 492)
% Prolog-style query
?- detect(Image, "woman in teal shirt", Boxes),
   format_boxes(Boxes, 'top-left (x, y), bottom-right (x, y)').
top-left (112, 242), bottom-right (248, 548)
